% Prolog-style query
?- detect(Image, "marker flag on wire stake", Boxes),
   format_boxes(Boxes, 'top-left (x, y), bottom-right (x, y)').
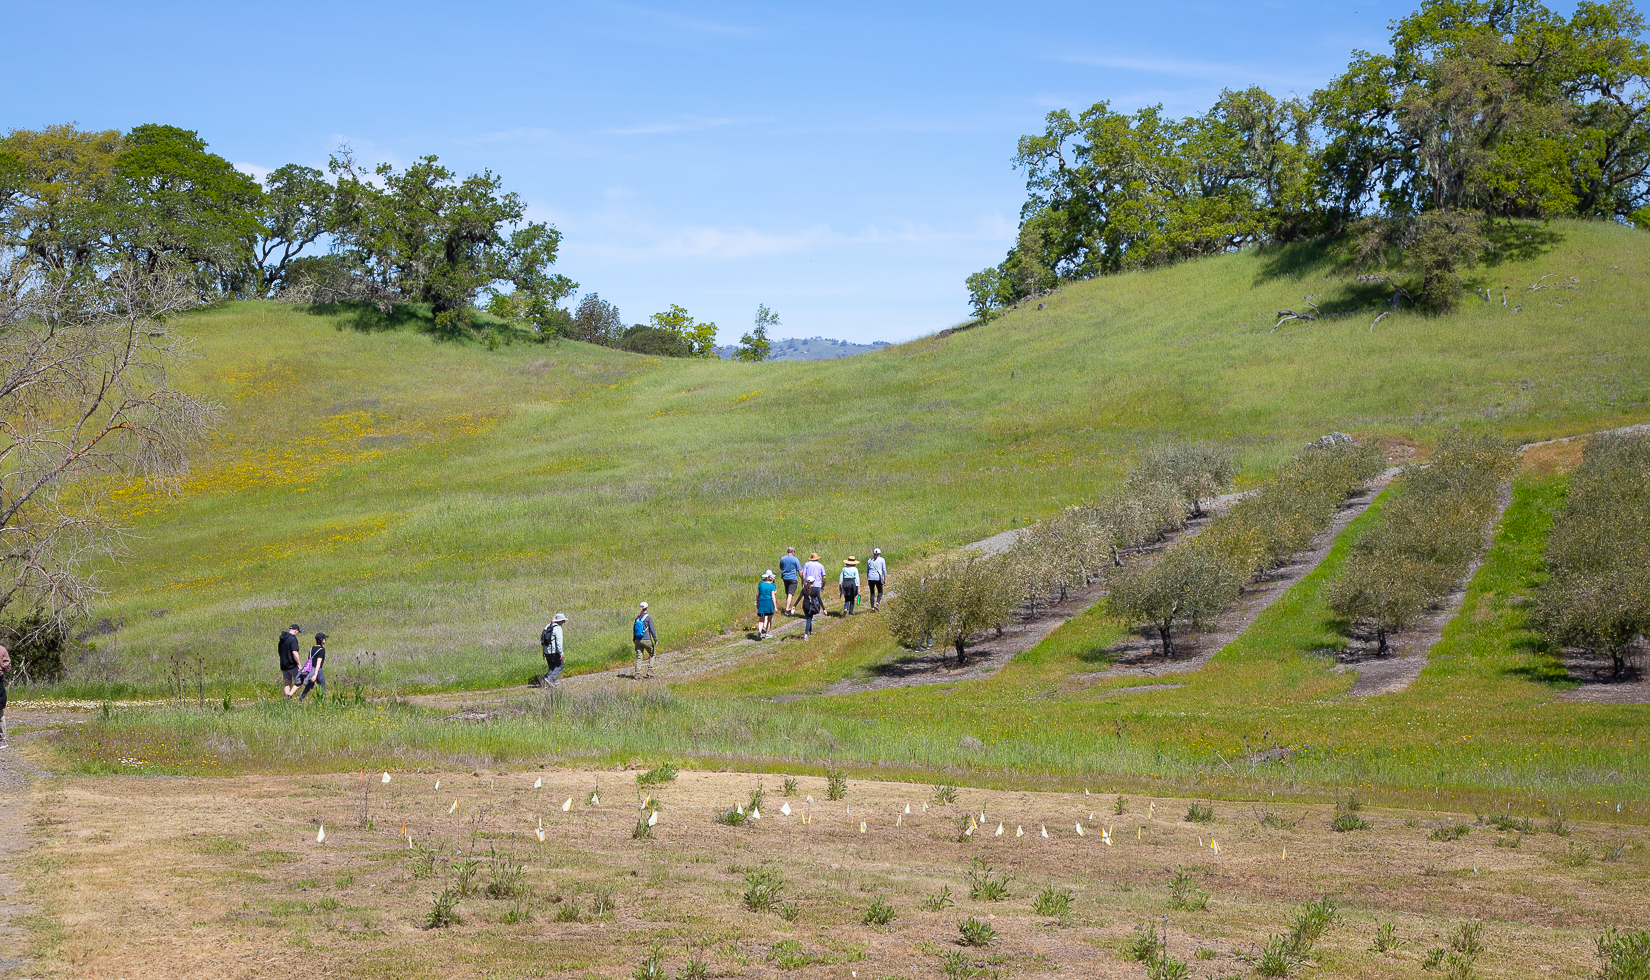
top-left (780, 803), bottom-right (792, 816)
top-left (317, 825), bottom-right (325, 843)
top-left (1076, 823), bottom-right (1084, 836)
top-left (1041, 825), bottom-right (1049, 838)
top-left (896, 814), bottom-right (903, 827)
top-left (562, 798), bottom-right (573, 812)
top-left (995, 823), bottom-right (1003, 836)
top-left (449, 799), bottom-right (458, 814)
top-left (535, 828), bottom-right (545, 842)
top-left (435, 780), bottom-right (440, 790)
top-left (1212, 839), bottom-right (1220, 855)
top-left (905, 803), bottom-right (911, 815)
top-left (1016, 825), bottom-right (1024, 838)
top-left (381, 772), bottom-right (391, 784)
top-left (859, 821), bottom-right (867, 833)
top-left (533, 777), bottom-right (541, 789)
top-left (648, 810), bottom-right (659, 827)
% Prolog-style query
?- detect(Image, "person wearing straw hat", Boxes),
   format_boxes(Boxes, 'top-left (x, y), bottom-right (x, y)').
top-left (755, 571), bottom-right (779, 639)
top-left (632, 602), bottom-right (658, 679)
top-left (839, 556), bottom-right (861, 615)
top-left (865, 548), bottom-right (887, 611)
top-left (541, 614), bottom-right (567, 687)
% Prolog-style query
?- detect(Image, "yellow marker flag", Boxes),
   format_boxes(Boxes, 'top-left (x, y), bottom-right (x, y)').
top-left (562, 798), bottom-right (573, 812)
top-left (1015, 825), bottom-right (1024, 838)
top-left (859, 821), bottom-right (867, 833)
top-left (449, 799), bottom-right (458, 814)
top-left (1076, 823), bottom-right (1084, 836)
top-left (535, 827), bottom-right (545, 842)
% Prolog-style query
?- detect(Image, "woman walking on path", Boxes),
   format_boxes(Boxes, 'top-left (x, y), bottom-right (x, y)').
top-left (298, 633), bottom-right (328, 701)
top-left (801, 553), bottom-right (826, 604)
top-left (632, 603), bottom-right (658, 679)
top-left (801, 586), bottom-right (822, 640)
top-left (839, 557), bottom-right (861, 615)
top-left (755, 571), bottom-right (778, 639)
top-left (865, 548), bottom-right (887, 611)
top-left (541, 614), bottom-right (567, 687)
top-left (0, 644), bottom-right (10, 747)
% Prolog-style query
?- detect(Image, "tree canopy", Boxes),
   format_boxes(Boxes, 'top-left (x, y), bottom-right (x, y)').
top-left (971, 0), bottom-right (1650, 318)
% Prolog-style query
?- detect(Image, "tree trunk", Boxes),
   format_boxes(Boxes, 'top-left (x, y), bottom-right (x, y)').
top-left (1613, 650), bottom-right (1626, 679)
top-left (1376, 626), bottom-right (1389, 657)
top-left (1159, 619), bottom-right (1175, 659)
top-left (954, 640), bottom-right (968, 666)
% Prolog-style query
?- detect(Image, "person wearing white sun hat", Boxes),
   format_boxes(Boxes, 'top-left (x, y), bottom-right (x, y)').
top-left (865, 548), bottom-right (887, 611)
top-left (755, 571), bottom-right (778, 639)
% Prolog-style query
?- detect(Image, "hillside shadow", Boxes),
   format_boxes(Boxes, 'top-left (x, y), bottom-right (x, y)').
top-left (304, 301), bottom-right (434, 334)
top-left (1252, 237), bottom-right (1346, 284)
top-left (1484, 221), bottom-right (1565, 266)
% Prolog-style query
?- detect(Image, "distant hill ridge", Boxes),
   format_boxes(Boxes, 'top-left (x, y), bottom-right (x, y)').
top-left (714, 336), bottom-right (890, 361)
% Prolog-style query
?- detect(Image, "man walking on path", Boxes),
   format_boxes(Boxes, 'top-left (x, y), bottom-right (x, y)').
top-left (632, 603), bottom-right (658, 679)
top-left (298, 633), bottom-right (328, 701)
top-left (541, 614), bottom-right (566, 687)
top-left (839, 556), bottom-right (861, 615)
top-left (779, 546), bottom-right (801, 615)
top-left (278, 624), bottom-right (302, 698)
top-left (866, 548), bottom-right (887, 611)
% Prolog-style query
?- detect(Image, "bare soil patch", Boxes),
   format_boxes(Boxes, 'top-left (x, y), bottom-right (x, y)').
top-left (18, 766), bottom-right (1646, 979)
top-left (1557, 640), bottom-right (1650, 704)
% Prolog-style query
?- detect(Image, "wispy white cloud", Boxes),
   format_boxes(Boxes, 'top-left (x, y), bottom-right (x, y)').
top-left (604, 115), bottom-right (767, 136)
top-left (1049, 52), bottom-right (1318, 90)
top-left (569, 215), bottom-right (1014, 263)
top-left (233, 161), bottom-right (271, 183)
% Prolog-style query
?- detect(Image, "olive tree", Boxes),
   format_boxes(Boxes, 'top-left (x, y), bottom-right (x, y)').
top-left (1131, 442), bottom-right (1237, 518)
top-left (885, 552), bottom-right (1019, 665)
top-left (1108, 542), bottom-right (1243, 659)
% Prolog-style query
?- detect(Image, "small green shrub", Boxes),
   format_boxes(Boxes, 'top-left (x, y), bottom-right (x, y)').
top-left (1259, 811), bottom-right (1293, 830)
top-left (1429, 823), bottom-right (1470, 841)
top-left (483, 847), bottom-right (525, 899)
top-left (1126, 920), bottom-right (1166, 963)
top-left (940, 950), bottom-right (985, 979)
top-left (747, 781), bottom-right (767, 814)
top-left (411, 842), bottom-right (440, 879)
top-left (825, 767), bottom-right (848, 800)
top-left (1371, 920), bottom-right (1398, 953)
top-left (932, 781), bottom-right (959, 805)
top-left (1114, 795), bottom-right (1128, 815)
top-left (1185, 802), bottom-right (1213, 823)
top-left (921, 885), bottom-right (955, 911)
top-left (1253, 935), bottom-right (1292, 977)
top-left (1168, 867), bottom-right (1209, 911)
top-left (1546, 809), bottom-right (1570, 836)
top-left (742, 868), bottom-right (785, 913)
top-left (778, 902), bottom-right (802, 922)
top-left (1493, 834), bottom-right (1523, 848)
top-left (1423, 946), bottom-right (1446, 970)
top-left (958, 917), bottom-right (996, 947)
top-left (590, 886), bottom-right (616, 915)
top-left (633, 810), bottom-right (655, 839)
top-left (502, 892), bottom-right (532, 923)
top-left (717, 806), bottom-right (747, 827)
top-left (1194, 947), bottom-right (1217, 960)
top-left (965, 861), bottom-right (1012, 901)
top-left (1604, 842), bottom-right (1627, 862)
top-left (1449, 920), bottom-right (1485, 958)
top-left (633, 948), bottom-right (668, 980)
top-left (781, 777), bottom-right (798, 797)
top-left (863, 896), bottom-right (896, 926)
top-left (426, 888), bottom-right (461, 928)
top-left (1285, 897), bottom-right (1338, 956)
top-left (452, 858), bottom-right (480, 897)
top-left (955, 814), bottom-right (976, 842)
top-left (636, 762), bottom-right (678, 786)
top-left (1148, 956), bottom-right (1190, 980)
top-left (676, 957), bottom-right (711, 980)
top-left (1482, 813), bottom-right (1536, 834)
top-left (554, 900), bottom-right (580, 922)
top-left (1596, 927), bottom-right (1650, 980)
top-left (1032, 886), bottom-right (1072, 917)
top-left (1444, 951), bottom-right (1477, 979)
top-left (1562, 841), bottom-right (1593, 867)
top-left (1331, 798), bottom-right (1370, 832)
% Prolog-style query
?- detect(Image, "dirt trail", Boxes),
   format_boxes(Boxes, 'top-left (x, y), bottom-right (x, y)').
top-left (0, 733), bottom-right (49, 978)
top-left (1336, 483), bottom-right (1514, 697)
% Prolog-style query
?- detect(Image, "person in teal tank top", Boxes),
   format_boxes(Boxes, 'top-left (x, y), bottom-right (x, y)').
top-left (755, 570), bottom-right (778, 639)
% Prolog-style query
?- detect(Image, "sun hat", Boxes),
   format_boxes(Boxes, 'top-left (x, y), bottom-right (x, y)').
top-left (552, 613), bottom-right (567, 624)
top-left (314, 632), bottom-right (329, 642)
top-left (639, 601), bottom-right (648, 610)
top-left (763, 569), bottom-right (775, 580)
top-left (844, 556), bottom-right (858, 565)
top-left (873, 548), bottom-right (881, 556)
top-left (810, 552), bottom-right (820, 560)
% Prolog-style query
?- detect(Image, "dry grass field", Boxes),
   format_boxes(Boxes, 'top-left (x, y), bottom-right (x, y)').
top-left (19, 766), bottom-right (1645, 979)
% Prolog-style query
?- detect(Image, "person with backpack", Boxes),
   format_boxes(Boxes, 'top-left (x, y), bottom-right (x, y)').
top-left (0, 644), bottom-right (10, 748)
top-left (298, 633), bottom-right (328, 701)
top-left (540, 614), bottom-right (567, 687)
top-left (801, 553), bottom-right (826, 602)
top-left (632, 603), bottom-right (657, 679)
top-left (779, 546), bottom-right (802, 615)
top-left (866, 548), bottom-right (887, 611)
top-left (755, 571), bottom-right (778, 639)
top-left (839, 556), bottom-right (861, 615)
top-left (277, 624), bottom-right (302, 698)
top-left (801, 586), bottom-right (822, 640)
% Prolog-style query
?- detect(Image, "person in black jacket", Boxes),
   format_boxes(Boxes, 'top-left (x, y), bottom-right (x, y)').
top-left (278, 625), bottom-right (302, 698)
top-left (299, 633), bottom-right (328, 701)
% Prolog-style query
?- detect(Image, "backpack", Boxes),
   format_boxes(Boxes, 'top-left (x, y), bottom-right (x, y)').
top-left (540, 623), bottom-right (556, 646)
top-left (633, 616), bottom-right (649, 639)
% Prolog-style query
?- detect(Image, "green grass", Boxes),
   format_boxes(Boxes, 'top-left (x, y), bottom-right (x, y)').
top-left (33, 218), bottom-right (1650, 698)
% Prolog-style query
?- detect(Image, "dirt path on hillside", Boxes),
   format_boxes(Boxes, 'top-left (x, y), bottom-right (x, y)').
top-left (1067, 468), bottom-right (1401, 687)
top-left (0, 729), bottom-right (51, 978)
top-left (1336, 482), bottom-right (1514, 697)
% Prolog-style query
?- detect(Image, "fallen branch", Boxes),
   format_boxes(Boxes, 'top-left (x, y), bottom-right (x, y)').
top-left (1369, 311), bottom-right (1390, 332)
top-left (1271, 310), bottom-right (1316, 332)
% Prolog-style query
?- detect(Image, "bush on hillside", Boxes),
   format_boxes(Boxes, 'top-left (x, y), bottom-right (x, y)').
top-left (885, 553), bottom-right (1019, 665)
top-left (1533, 432), bottom-right (1650, 677)
top-left (619, 324), bottom-right (694, 357)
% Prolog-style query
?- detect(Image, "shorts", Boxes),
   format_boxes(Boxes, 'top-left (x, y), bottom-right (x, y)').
top-left (783, 579), bottom-right (798, 596)
top-left (281, 667), bottom-right (300, 685)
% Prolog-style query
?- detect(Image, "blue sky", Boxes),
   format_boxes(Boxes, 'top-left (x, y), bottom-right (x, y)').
top-left (6, 1), bottom-right (1431, 343)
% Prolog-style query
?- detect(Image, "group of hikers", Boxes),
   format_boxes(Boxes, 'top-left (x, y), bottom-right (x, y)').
top-left (272, 546), bottom-right (888, 697)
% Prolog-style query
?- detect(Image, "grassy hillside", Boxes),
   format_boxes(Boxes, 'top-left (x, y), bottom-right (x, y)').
top-left (71, 219), bottom-right (1650, 694)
